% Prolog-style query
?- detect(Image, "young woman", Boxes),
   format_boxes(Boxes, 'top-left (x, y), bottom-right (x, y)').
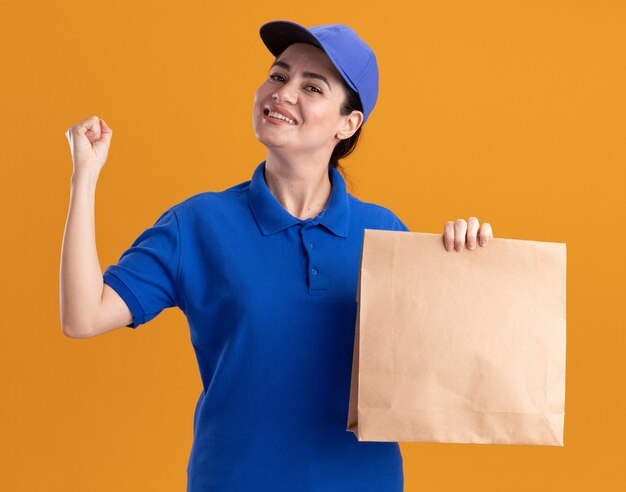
top-left (61, 20), bottom-right (493, 491)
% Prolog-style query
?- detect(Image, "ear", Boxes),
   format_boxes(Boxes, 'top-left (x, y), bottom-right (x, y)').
top-left (336, 110), bottom-right (364, 140)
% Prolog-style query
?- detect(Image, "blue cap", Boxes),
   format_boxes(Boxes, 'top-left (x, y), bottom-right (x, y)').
top-left (259, 20), bottom-right (379, 126)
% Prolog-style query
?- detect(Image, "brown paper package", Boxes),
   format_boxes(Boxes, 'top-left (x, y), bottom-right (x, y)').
top-left (347, 230), bottom-right (566, 446)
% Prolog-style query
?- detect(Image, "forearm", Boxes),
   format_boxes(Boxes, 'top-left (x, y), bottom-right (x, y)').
top-left (60, 169), bottom-right (103, 337)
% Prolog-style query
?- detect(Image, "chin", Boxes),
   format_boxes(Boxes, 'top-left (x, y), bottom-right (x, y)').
top-left (258, 139), bottom-right (293, 151)
top-left (254, 127), bottom-right (292, 150)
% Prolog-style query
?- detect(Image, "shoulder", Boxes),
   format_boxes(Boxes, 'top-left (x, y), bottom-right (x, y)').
top-left (177, 179), bottom-right (250, 209)
top-left (349, 194), bottom-right (398, 220)
top-left (166, 179), bottom-right (252, 221)
top-left (347, 194), bottom-right (410, 232)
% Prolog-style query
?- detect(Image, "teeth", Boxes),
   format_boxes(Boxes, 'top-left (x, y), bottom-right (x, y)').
top-left (268, 110), bottom-right (296, 125)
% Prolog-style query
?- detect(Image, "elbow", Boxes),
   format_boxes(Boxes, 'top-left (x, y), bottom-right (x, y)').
top-left (62, 321), bottom-right (93, 339)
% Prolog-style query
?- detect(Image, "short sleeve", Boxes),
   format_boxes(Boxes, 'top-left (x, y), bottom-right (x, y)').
top-left (103, 206), bottom-right (183, 329)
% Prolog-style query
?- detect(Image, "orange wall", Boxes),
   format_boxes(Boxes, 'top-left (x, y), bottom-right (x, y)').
top-left (1, 1), bottom-right (624, 490)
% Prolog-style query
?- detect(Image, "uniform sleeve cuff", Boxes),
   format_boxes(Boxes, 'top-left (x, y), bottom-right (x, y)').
top-left (103, 270), bottom-right (147, 328)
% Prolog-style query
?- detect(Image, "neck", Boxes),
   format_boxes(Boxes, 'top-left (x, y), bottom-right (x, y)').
top-left (263, 151), bottom-right (332, 220)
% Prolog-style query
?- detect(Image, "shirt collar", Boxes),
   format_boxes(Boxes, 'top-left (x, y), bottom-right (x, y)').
top-left (248, 160), bottom-right (350, 238)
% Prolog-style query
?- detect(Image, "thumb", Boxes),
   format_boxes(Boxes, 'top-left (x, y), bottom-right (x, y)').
top-left (99, 118), bottom-right (113, 143)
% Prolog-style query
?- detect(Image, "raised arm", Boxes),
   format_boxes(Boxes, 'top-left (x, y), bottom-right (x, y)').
top-left (60, 116), bottom-right (132, 338)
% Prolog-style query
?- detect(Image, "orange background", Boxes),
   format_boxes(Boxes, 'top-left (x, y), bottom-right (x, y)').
top-left (1, 0), bottom-right (624, 490)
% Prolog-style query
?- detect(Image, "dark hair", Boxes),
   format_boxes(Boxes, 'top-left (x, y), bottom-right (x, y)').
top-left (330, 81), bottom-right (363, 189)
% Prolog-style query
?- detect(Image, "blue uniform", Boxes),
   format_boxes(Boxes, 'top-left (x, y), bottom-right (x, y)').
top-left (103, 160), bottom-right (410, 491)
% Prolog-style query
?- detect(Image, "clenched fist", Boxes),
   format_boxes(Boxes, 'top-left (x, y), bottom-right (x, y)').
top-left (65, 116), bottom-right (113, 175)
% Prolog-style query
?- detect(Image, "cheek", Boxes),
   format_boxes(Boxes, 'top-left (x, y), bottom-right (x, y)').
top-left (253, 88), bottom-right (267, 115)
top-left (256, 80), bottom-right (273, 97)
top-left (254, 90), bottom-right (261, 104)
top-left (254, 83), bottom-right (275, 109)
top-left (307, 106), bottom-right (340, 129)
top-left (253, 83), bottom-right (263, 100)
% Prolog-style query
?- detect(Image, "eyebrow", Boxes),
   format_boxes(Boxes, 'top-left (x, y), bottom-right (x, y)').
top-left (270, 60), bottom-right (332, 92)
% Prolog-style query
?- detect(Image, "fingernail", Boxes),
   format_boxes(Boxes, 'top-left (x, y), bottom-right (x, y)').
top-left (468, 241), bottom-right (475, 249)
top-left (480, 239), bottom-right (486, 246)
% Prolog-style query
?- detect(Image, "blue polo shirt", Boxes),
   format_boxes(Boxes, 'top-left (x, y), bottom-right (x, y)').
top-left (103, 160), bottom-right (410, 491)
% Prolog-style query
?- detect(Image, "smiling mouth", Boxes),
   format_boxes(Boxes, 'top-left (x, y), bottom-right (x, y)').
top-left (263, 108), bottom-right (298, 125)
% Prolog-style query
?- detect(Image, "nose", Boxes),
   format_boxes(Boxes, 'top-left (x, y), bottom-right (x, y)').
top-left (274, 79), bottom-right (298, 105)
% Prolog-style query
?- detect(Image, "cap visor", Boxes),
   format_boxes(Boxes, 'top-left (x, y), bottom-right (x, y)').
top-left (260, 20), bottom-right (323, 57)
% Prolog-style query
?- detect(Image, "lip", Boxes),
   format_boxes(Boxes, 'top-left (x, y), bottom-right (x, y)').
top-left (263, 104), bottom-right (298, 125)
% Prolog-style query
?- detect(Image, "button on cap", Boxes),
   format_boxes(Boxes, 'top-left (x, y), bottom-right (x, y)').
top-left (311, 268), bottom-right (318, 275)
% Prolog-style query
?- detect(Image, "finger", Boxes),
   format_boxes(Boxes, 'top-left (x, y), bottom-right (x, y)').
top-left (99, 119), bottom-right (113, 143)
top-left (77, 115), bottom-right (101, 141)
top-left (479, 222), bottom-right (493, 246)
top-left (100, 118), bottom-right (112, 133)
top-left (466, 216), bottom-right (479, 250)
top-left (454, 219), bottom-right (467, 252)
top-left (443, 221), bottom-right (455, 251)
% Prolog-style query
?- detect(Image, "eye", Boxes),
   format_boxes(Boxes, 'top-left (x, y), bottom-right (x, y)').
top-left (269, 73), bottom-right (323, 94)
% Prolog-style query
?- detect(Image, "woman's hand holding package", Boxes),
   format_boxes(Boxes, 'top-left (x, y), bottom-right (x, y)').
top-left (443, 217), bottom-right (493, 252)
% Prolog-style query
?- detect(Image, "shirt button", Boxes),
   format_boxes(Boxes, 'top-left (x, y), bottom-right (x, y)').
top-left (309, 242), bottom-right (314, 249)
top-left (311, 268), bottom-right (318, 275)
